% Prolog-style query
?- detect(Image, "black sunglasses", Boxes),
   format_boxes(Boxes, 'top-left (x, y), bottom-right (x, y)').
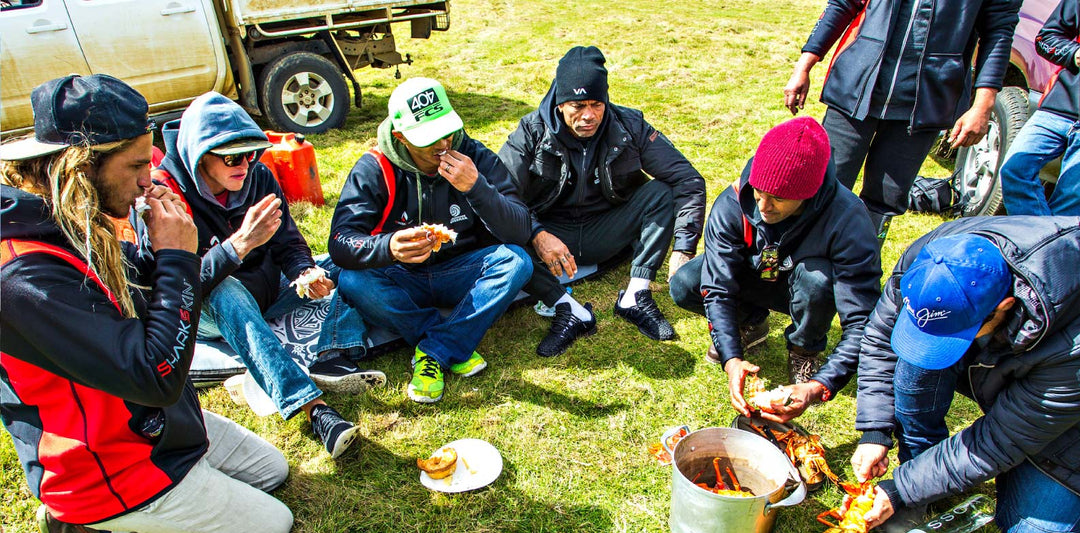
top-left (215, 150), bottom-right (258, 167)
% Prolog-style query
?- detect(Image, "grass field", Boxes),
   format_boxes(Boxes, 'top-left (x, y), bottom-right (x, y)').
top-left (1, 0), bottom-right (997, 531)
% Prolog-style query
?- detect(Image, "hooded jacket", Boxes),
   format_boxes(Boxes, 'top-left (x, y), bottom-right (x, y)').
top-left (0, 185), bottom-right (206, 524)
top-left (700, 159), bottom-right (881, 396)
top-left (856, 216), bottom-right (1080, 507)
top-left (498, 83), bottom-right (706, 253)
top-left (804, 0), bottom-right (1021, 131)
top-left (328, 117), bottom-right (531, 270)
top-left (1034, 0), bottom-right (1080, 121)
top-left (158, 93), bottom-right (314, 311)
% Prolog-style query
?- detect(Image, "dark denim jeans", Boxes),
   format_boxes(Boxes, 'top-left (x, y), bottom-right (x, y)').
top-left (669, 254), bottom-right (836, 351)
top-left (996, 460), bottom-right (1080, 532)
top-left (1000, 109), bottom-right (1080, 216)
top-left (336, 245), bottom-right (532, 367)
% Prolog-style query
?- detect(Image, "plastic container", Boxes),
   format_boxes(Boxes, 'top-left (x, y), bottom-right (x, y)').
top-left (259, 131), bottom-right (324, 205)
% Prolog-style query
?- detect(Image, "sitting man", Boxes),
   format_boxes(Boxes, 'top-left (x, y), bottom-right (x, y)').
top-left (670, 117), bottom-right (881, 410)
top-left (1, 75), bottom-right (292, 532)
top-left (155, 92), bottom-right (382, 458)
top-left (999, 0), bottom-right (1080, 217)
top-left (499, 45), bottom-right (706, 357)
top-left (849, 218), bottom-right (1080, 532)
top-left (329, 78), bottom-right (533, 404)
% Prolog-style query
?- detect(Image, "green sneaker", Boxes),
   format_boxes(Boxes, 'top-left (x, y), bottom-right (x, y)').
top-left (449, 351), bottom-right (487, 377)
top-left (409, 351), bottom-right (444, 403)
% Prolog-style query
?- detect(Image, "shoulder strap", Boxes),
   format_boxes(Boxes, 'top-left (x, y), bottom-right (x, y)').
top-left (150, 168), bottom-right (192, 216)
top-left (368, 148), bottom-right (397, 236)
top-left (730, 180), bottom-right (754, 248)
top-left (0, 239), bottom-right (120, 312)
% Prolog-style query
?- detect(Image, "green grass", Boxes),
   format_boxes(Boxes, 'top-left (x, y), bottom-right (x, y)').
top-left (2, 0), bottom-right (994, 531)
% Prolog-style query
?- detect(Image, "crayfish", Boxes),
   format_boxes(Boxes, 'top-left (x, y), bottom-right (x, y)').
top-left (817, 481), bottom-right (876, 533)
top-left (691, 457), bottom-right (755, 498)
top-left (748, 422), bottom-right (838, 487)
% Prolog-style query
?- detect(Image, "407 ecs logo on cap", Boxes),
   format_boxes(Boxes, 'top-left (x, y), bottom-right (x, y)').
top-left (408, 89), bottom-right (444, 121)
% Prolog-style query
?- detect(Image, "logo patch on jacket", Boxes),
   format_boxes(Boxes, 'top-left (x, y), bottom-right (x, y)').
top-left (449, 203), bottom-right (468, 224)
top-left (398, 211), bottom-right (410, 226)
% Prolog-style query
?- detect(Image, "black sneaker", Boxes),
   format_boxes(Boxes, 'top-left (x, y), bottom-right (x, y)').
top-left (309, 355), bottom-right (387, 395)
top-left (310, 404), bottom-right (359, 459)
top-left (787, 347), bottom-right (822, 384)
top-left (613, 290), bottom-right (676, 341)
top-left (537, 302), bottom-right (597, 357)
top-left (739, 320), bottom-right (769, 351)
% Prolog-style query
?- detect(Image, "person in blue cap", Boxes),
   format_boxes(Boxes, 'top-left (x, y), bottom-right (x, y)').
top-left (848, 217), bottom-right (1080, 532)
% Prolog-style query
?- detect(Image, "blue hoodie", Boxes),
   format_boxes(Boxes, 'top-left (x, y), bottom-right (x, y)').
top-left (158, 92), bottom-right (315, 311)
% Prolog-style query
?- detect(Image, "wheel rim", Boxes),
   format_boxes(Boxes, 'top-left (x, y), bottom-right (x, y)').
top-left (956, 117), bottom-right (1001, 216)
top-left (279, 71), bottom-right (335, 128)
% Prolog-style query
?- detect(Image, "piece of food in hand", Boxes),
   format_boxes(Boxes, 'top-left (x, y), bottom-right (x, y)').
top-left (744, 373), bottom-right (793, 413)
top-left (289, 266), bottom-right (328, 299)
top-left (134, 196), bottom-right (150, 218)
top-left (417, 446), bottom-right (458, 479)
top-left (420, 223), bottom-right (458, 252)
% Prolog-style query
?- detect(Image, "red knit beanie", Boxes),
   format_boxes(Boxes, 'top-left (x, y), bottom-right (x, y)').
top-left (749, 116), bottom-right (830, 200)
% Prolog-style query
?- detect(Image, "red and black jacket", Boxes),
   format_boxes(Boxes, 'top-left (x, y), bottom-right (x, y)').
top-left (0, 185), bottom-right (206, 525)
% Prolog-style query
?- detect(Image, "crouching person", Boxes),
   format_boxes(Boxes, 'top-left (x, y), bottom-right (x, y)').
top-left (670, 117), bottom-right (881, 415)
top-left (330, 78), bottom-right (533, 404)
top-left (1, 75), bottom-right (291, 532)
top-left (156, 92), bottom-right (384, 458)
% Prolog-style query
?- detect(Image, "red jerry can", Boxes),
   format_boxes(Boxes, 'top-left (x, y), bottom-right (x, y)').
top-left (258, 131), bottom-right (324, 205)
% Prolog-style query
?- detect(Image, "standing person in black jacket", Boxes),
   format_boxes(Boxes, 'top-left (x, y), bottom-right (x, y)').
top-left (1, 75), bottom-right (292, 532)
top-left (670, 117), bottom-right (881, 411)
top-left (1000, 0), bottom-right (1080, 216)
top-left (784, 0), bottom-right (1021, 243)
top-left (156, 92), bottom-right (384, 459)
top-left (329, 78), bottom-right (533, 404)
top-left (848, 217), bottom-right (1080, 532)
top-left (499, 46), bottom-right (706, 357)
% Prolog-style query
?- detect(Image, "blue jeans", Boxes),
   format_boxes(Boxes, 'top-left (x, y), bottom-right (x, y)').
top-left (336, 245), bottom-right (532, 367)
top-left (1000, 110), bottom-right (1080, 216)
top-left (996, 460), bottom-right (1080, 532)
top-left (669, 254), bottom-right (836, 351)
top-left (197, 255), bottom-right (366, 419)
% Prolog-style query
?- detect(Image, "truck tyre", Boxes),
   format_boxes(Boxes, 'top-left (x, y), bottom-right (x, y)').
top-left (259, 52), bottom-right (349, 134)
top-left (954, 86), bottom-right (1029, 216)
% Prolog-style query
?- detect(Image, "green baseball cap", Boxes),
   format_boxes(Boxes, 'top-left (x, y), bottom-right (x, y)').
top-left (388, 78), bottom-right (463, 147)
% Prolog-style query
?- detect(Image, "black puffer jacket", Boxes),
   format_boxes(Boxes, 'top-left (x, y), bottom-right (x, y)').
top-left (700, 159), bottom-right (881, 396)
top-left (857, 216), bottom-right (1080, 507)
top-left (803, 0), bottom-right (1021, 131)
top-left (1035, 0), bottom-right (1080, 120)
top-left (498, 84), bottom-right (706, 253)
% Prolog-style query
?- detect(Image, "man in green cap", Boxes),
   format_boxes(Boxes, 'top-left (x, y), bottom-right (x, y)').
top-left (329, 78), bottom-right (533, 404)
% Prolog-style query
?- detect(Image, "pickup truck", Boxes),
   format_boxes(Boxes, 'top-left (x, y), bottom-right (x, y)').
top-left (0, 0), bottom-right (450, 135)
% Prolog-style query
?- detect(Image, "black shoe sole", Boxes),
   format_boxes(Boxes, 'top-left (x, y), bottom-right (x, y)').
top-left (536, 324), bottom-right (597, 358)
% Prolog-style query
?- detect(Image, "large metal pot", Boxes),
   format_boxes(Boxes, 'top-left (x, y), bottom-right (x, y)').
top-left (669, 427), bottom-right (806, 533)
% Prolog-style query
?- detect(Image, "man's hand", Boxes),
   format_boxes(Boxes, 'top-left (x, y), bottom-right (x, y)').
top-left (532, 230), bottom-right (577, 278)
top-left (667, 251), bottom-right (694, 281)
top-left (143, 183), bottom-right (186, 212)
top-left (948, 88), bottom-right (997, 148)
top-left (862, 485), bottom-right (896, 529)
top-left (724, 357), bottom-right (761, 416)
top-left (783, 53), bottom-right (821, 115)
top-left (757, 381), bottom-right (823, 423)
top-left (437, 149), bottom-right (478, 192)
top-left (145, 197), bottom-right (197, 253)
top-left (851, 443), bottom-right (890, 482)
top-left (227, 194), bottom-right (282, 260)
top-left (390, 226), bottom-right (436, 263)
top-left (298, 267), bottom-right (334, 299)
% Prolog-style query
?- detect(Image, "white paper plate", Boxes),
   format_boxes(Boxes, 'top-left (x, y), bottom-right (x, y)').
top-left (419, 439), bottom-right (503, 493)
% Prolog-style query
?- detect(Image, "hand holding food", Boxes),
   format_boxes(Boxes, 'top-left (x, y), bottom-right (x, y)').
top-left (290, 266), bottom-right (333, 299)
top-left (743, 373), bottom-right (793, 413)
top-left (420, 223), bottom-right (457, 252)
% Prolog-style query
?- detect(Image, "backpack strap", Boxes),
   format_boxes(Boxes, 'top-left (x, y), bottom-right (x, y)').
top-left (368, 148), bottom-right (397, 236)
top-left (0, 239), bottom-right (120, 312)
top-left (730, 180), bottom-right (754, 248)
top-left (150, 168), bottom-right (192, 216)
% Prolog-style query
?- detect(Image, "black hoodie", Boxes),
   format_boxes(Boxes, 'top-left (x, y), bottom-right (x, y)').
top-left (0, 185), bottom-right (206, 524)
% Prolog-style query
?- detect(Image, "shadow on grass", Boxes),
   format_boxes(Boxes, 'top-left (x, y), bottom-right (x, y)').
top-left (514, 379), bottom-right (629, 419)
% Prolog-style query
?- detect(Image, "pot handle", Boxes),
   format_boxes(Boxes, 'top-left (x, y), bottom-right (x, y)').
top-left (764, 478), bottom-right (806, 511)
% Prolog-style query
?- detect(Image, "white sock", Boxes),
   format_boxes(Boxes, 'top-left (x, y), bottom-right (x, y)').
top-left (620, 277), bottom-right (651, 308)
top-left (555, 293), bottom-right (592, 321)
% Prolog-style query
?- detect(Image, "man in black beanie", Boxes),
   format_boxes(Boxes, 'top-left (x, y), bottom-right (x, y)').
top-left (499, 46), bottom-right (706, 357)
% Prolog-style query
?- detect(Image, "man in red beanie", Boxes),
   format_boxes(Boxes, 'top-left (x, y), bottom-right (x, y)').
top-left (670, 116), bottom-right (881, 419)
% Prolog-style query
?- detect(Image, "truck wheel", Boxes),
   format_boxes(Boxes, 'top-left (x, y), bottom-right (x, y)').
top-left (953, 86), bottom-right (1029, 216)
top-left (259, 52), bottom-right (349, 134)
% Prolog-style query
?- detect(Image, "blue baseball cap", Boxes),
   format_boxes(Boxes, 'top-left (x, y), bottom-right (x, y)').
top-left (891, 234), bottom-right (1012, 370)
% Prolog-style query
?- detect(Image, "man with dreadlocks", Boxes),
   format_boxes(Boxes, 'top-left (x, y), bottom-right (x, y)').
top-left (1, 75), bottom-right (294, 532)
